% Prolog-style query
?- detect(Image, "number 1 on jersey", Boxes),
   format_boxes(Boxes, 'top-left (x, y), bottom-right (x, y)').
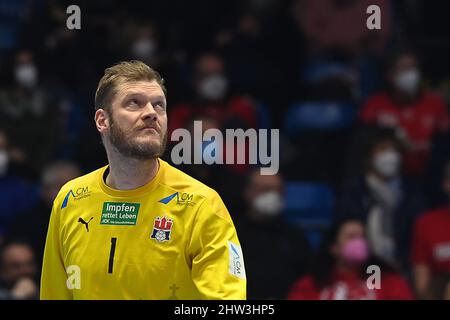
top-left (108, 237), bottom-right (117, 274)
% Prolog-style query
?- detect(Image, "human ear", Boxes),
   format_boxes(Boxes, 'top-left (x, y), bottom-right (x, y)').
top-left (94, 109), bottom-right (110, 134)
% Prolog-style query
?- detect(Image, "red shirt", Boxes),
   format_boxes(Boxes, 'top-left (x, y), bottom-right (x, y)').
top-left (168, 96), bottom-right (258, 174)
top-left (287, 269), bottom-right (414, 300)
top-left (360, 92), bottom-right (449, 175)
top-left (168, 96), bottom-right (258, 137)
top-left (412, 207), bottom-right (450, 274)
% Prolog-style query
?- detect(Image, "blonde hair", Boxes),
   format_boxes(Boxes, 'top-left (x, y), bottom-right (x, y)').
top-left (94, 60), bottom-right (166, 111)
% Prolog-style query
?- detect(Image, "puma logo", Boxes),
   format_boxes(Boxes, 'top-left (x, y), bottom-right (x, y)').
top-left (78, 217), bottom-right (93, 232)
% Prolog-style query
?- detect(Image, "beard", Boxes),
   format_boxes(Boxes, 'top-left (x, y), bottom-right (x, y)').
top-left (107, 115), bottom-right (167, 160)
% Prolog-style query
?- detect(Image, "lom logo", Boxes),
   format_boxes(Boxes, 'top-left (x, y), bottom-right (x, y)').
top-left (179, 193), bottom-right (193, 201)
top-left (75, 186), bottom-right (90, 197)
top-left (159, 192), bottom-right (178, 204)
top-left (228, 241), bottom-right (246, 279)
top-left (158, 192), bottom-right (196, 206)
top-left (151, 216), bottom-right (173, 242)
top-left (61, 186), bottom-right (91, 209)
top-left (100, 202), bottom-right (140, 226)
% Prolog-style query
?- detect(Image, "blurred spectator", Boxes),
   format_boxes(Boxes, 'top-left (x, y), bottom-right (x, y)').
top-left (6, 161), bottom-right (81, 265)
top-left (168, 115), bottom-right (249, 215)
top-left (0, 131), bottom-right (39, 239)
top-left (337, 128), bottom-right (426, 269)
top-left (168, 52), bottom-right (259, 136)
top-left (412, 161), bottom-right (450, 300)
top-left (0, 240), bottom-right (38, 300)
top-left (130, 23), bottom-right (161, 67)
top-left (0, 50), bottom-right (61, 173)
top-left (359, 49), bottom-right (450, 177)
top-left (287, 218), bottom-right (414, 300)
top-left (292, 0), bottom-right (391, 57)
top-left (235, 169), bottom-right (310, 299)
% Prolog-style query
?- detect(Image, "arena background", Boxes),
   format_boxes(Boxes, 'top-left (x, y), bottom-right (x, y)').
top-left (0, 0), bottom-right (449, 300)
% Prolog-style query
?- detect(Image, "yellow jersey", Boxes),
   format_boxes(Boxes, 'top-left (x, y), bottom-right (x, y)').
top-left (40, 159), bottom-right (246, 300)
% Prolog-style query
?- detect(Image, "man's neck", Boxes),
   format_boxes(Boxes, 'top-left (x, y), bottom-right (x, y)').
top-left (105, 151), bottom-right (160, 190)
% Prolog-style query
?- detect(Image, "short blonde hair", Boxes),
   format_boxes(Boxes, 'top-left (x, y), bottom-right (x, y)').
top-left (94, 60), bottom-right (166, 111)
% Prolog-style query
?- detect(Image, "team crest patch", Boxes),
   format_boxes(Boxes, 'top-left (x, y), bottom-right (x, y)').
top-left (151, 216), bottom-right (173, 242)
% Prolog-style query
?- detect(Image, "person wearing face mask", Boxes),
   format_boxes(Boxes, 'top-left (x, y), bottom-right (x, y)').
top-left (234, 168), bottom-right (310, 299)
top-left (337, 128), bottom-right (426, 271)
top-left (359, 49), bottom-right (449, 177)
top-left (0, 50), bottom-right (60, 174)
top-left (287, 218), bottom-right (414, 300)
top-left (130, 24), bottom-right (160, 66)
top-left (168, 53), bottom-right (259, 143)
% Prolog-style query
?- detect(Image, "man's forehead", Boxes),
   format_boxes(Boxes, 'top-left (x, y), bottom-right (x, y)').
top-left (118, 80), bottom-right (165, 96)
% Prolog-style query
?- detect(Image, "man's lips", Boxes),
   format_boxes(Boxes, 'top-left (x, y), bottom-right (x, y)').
top-left (139, 127), bottom-right (159, 134)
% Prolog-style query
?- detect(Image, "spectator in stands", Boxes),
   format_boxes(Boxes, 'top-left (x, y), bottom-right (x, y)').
top-left (168, 52), bottom-right (259, 137)
top-left (287, 218), bottom-right (414, 300)
top-left (0, 50), bottom-right (61, 173)
top-left (6, 161), bottom-right (81, 265)
top-left (0, 240), bottom-right (38, 300)
top-left (168, 115), bottom-right (246, 213)
top-left (292, 0), bottom-right (391, 56)
top-left (359, 49), bottom-right (450, 176)
top-left (129, 23), bottom-right (161, 68)
top-left (0, 131), bottom-right (38, 240)
top-left (337, 128), bottom-right (426, 269)
top-left (235, 168), bottom-right (310, 299)
top-left (412, 161), bottom-right (450, 299)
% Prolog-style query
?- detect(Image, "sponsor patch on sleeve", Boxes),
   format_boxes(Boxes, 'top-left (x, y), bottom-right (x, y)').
top-left (228, 241), bottom-right (246, 279)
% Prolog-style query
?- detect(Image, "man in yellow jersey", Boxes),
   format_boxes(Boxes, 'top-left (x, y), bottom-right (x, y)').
top-left (40, 60), bottom-right (246, 300)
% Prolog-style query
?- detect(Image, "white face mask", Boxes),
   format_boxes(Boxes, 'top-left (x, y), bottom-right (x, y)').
top-left (132, 38), bottom-right (157, 60)
top-left (15, 63), bottom-right (38, 89)
top-left (373, 150), bottom-right (401, 178)
top-left (393, 69), bottom-right (420, 94)
top-left (0, 150), bottom-right (9, 176)
top-left (198, 74), bottom-right (228, 101)
top-left (252, 191), bottom-right (284, 217)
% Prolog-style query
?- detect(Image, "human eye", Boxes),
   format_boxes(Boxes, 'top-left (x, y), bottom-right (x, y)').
top-left (128, 98), bottom-right (139, 106)
top-left (153, 100), bottom-right (166, 109)
top-left (125, 97), bottom-right (142, 109)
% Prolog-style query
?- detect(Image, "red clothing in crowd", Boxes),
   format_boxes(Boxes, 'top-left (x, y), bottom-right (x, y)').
top-left (360, 92), bottom-right (450, 175)
top-left (412, 207), bottom-right (450, 274)
top-left (168, 96), bottom-right (259, 174)
top-left (168, 96), bottom-right (258, 137)
top-left (287, 268), bottom-right (414, 300)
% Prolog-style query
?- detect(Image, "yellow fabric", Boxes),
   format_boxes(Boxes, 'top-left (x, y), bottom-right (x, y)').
top-left (41, 159), bottom-right (246, 300)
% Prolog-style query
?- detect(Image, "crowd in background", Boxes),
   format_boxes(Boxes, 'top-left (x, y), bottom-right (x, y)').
top-left (0, 0), bottom-right (450, 300)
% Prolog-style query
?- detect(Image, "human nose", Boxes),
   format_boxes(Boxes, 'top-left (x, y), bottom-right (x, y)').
top-left (142, 101), bottom-right (158, 121)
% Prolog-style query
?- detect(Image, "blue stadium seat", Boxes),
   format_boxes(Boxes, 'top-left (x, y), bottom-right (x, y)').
top-left (0, 0), bottom-right (29, 51)
top-left (284, 101), bottom-right (356, 134)
top-left (283, 182), bottom-right (335, 250)
top-left (0, 24), bottom-right (17, 50)
top-left (254, 102), bottom-right (272, 129)
top-left (283, 181), bottom-right (335, 226)
top-left (301, 60), bottom-right (352, 83)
